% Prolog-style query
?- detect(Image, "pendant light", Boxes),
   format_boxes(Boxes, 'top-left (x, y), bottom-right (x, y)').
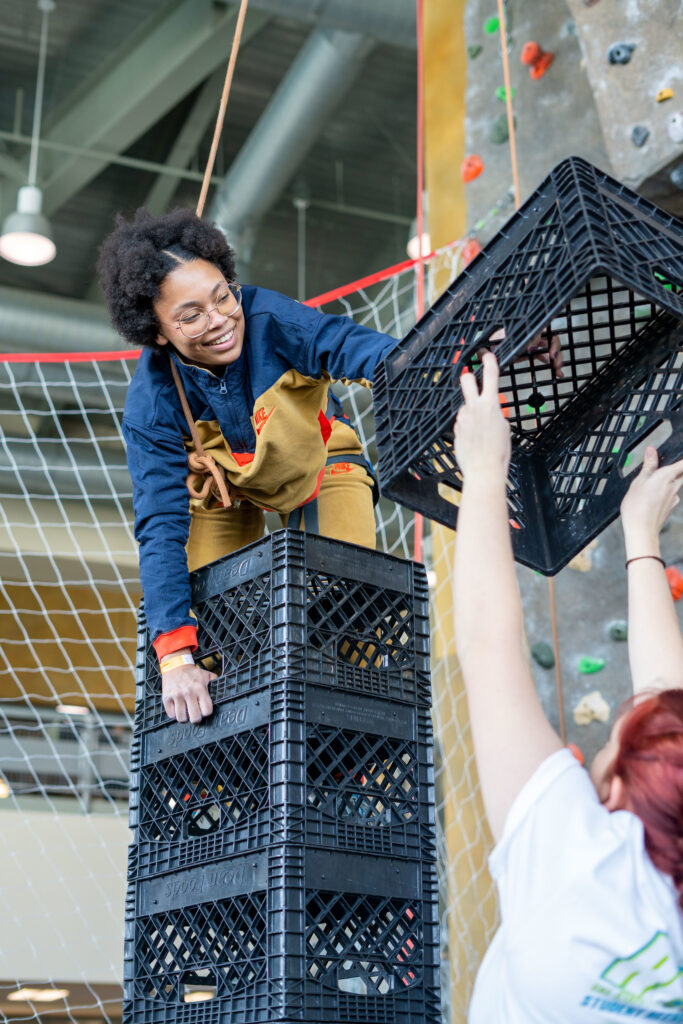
top-left (0, 0), bottom-right (57, 267)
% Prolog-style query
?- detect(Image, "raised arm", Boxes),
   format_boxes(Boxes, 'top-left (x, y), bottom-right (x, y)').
top-left (453, 353), bottom-right (562, 842)
top-left (620, 447), bottom-right (683, 696)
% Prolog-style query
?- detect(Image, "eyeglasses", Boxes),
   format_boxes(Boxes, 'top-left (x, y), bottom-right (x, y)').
top-left (163, 284), bottom-right (242, 339)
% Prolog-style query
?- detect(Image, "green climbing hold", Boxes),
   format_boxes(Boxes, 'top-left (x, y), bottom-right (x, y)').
top-left (495, 85), bottom-right (516, 103)
top-left (468, 44), bottom-right (483, 59)
top-left (490, 113), bottom-right (515, 144)
top-left (578, 656), bottom-right (606, 674)
top-left (484, 16), bottom-right (500, 34)
top-left (608, 620), bottom-right (628, 642)
top-left (531, 641), bottom-right (555, 669)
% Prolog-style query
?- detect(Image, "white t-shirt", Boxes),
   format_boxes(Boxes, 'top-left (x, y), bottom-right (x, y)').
top-left (468, 749), bottom-right (683, 1024)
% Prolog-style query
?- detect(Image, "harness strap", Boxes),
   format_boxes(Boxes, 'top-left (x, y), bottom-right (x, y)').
top-left (169, 358), bottom-right (234, 508)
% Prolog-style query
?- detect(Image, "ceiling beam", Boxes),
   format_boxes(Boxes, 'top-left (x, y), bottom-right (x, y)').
top-left (143, 67), bottom-right (226, 216)
top-left (38, 0), bottom-right (270, 216)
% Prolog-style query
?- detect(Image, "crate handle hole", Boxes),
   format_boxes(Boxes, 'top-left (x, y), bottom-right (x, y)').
top-left (652, 267), bottom-right (683, 295)
top-left (181, 970), bottom-right (217, 1003)
top-left (184, 803), bottom-right (221, 838)
top-left (195, 651), bottom-right (224, 677)
top-left (618, 419), bottom-right (672, 478)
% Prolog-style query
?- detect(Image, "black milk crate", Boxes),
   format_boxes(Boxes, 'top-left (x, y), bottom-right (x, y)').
top-left (374, 156), bottom-right (683, 574)
top-left (128, 681), bottom-right (436, 879)
top-left (136, 530), bottom-right (431, 732)
top-left (123, 846), bottom-right (441, 1024)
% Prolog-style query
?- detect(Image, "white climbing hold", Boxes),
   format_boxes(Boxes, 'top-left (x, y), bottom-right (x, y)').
top-left (668, 111), bottom-right (683, 144)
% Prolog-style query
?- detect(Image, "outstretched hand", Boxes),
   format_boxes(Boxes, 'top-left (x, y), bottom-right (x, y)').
top-left (620, 447), bottom-right (683, 554)
top-left (454, 351), bottom-right (511, 481)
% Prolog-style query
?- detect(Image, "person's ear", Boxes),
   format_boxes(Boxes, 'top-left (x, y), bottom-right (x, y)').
top-left (604, 774), bottom-right (627, 812)
top-left (156, 333), bottom-right (168, 347)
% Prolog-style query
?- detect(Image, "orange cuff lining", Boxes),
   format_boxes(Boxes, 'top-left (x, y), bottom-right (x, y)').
top-left (153, 625), bottom-right (198, 661)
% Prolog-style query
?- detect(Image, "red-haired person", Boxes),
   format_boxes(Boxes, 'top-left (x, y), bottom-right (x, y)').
top-left (452, 353), bottom-right (683, 1023)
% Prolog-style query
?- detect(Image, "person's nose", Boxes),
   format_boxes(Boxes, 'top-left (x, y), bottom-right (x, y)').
top-left (207, 305), bottom-right (229, 328)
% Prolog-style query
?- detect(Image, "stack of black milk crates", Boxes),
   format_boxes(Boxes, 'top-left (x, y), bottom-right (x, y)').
top-left (124, 528), bottom-right (440, 1024)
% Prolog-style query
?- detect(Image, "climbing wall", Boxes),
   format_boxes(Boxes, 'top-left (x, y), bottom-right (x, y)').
top-left (462, 0), bottom-right (609, 245)
top-left (566, 0), bottom-right (683, 203)
top-left (520, 511), bottom-right (683, 770)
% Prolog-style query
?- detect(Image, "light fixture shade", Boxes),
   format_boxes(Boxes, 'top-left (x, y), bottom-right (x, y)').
top-left (406, 227), bottom-right (431, 260)
top-left (0, 185), bottom-right (56, 266)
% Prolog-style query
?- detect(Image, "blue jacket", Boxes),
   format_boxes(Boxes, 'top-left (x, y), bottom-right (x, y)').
top-left (122, 285), bottom-right (395, 652)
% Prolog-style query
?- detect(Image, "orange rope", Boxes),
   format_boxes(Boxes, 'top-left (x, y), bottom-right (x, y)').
top-left (495, 0), bottom-right (520, 209)
top-left (196, 0), bottom-right (250, 218)
top-left (496, 0), bottom-right (565, 742)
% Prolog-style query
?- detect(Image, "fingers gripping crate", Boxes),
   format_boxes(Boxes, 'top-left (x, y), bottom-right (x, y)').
top-left (136, 530), bottom-right (431, 732)
top-left (123, 847), bottom-right (441, 1024)
top-left (374, 156), bottom-right (683, 574)
top-left (128, 682), bottom-right (436, 879)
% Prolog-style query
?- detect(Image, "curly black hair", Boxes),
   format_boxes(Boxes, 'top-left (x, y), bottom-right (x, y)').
top-left (97, 207), bottom-right (237, 348)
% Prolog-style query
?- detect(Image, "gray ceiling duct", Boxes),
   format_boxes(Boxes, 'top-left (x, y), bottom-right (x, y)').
top-left (218, 0), bottom-right (416, 49)
top-left (0, 285), bottom-right (124, 353)
top-left (209, 26), bottom-right (375, 270)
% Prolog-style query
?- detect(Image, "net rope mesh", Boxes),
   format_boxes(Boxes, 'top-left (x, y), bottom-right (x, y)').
top-left (0, 240), bottom-right (494, 1024)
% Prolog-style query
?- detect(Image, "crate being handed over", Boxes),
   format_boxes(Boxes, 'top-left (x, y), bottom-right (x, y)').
top-left (374, 156), bottom-right (683, 574)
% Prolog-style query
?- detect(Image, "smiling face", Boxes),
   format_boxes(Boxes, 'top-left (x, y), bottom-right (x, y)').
top-left (153, 258), bottom-right (245, 371)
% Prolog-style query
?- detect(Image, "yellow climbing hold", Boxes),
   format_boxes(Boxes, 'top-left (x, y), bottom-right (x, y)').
top-left (573, 690), bottom-right (610, 725)
top-left (568, 538), bottom-right (598, 572)
top-left (656, 87), bottom-right (674, 103)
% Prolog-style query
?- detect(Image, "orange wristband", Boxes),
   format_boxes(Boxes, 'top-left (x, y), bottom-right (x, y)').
top-left (160, 653), bottom-right (195, 674)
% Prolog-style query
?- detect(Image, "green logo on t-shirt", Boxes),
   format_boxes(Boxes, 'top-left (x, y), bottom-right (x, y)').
top-left (602, 932), bottom-right (683, 1000)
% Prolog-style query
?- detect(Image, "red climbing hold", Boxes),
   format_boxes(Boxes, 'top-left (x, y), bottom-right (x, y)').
top-left (665, 565), bottom-right (683, 602)
top-left (567, 743), bottom-right (585, 766)
top-left (461, 154), bottom-right (484, 183)
top-left (462, 238), bottom-right (482, 265)
top-left (521, 40), bottom-right (554, 79)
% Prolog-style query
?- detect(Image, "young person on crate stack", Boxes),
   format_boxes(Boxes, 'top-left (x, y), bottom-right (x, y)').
top-left (98, 208), bottom-right (396, 726)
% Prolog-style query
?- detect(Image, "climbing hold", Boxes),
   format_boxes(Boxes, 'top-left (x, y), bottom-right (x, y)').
top-left (668, 112), bottom-right (683, 144)
top-left (670, 164), bottom-right (683, 188)
top-left (525, 389), bottom-right (547, 411)
top-left (583, 0), bottom-right (601, 5)
top-left (567, 742), bottom-right (585, 766)
top-left (656, 87), bottom-right (674, 103)
top-left (631, 125), bottom-right (649, 147)
top-left (484, 16), bottom-right (500, 34)
top-left (531, 641), bottom-right (555, 669)
top-left (490, 113), bottom-right (514, 144)
top-left (608, 619), bottom-right (628, 642)
top-left (608, 42), bottom-right (635, 65)
top-left (573, 690), bottom-right (610, 725)
top-left (521, 41), bottom-right (542, 65)
top-left (462, 238), bottom-right (482, 265)
top-left (665, 565), bottom-right (683, 602)
top-left (521, 41), bottom-right (554, 79)
top-left (569, 538), bottom-right (598, 573)
top-left (495, 85), bottom-right (516, 103)
top-left (578, 656), bottom-right (606, 675)
top-left (461, 155), bottom-right (484, 183)
top-left (468, 44), bottom-right (483, 59)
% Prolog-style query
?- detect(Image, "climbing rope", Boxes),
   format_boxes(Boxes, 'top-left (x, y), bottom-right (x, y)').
top-left (496, 0), bottom-right (567, 743)
top-left (195, 0), bottom-right (250, 218)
